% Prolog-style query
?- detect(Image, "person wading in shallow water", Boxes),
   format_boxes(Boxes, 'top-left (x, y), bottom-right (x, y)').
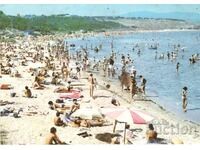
top-left (182, 86), bottom-right (188, 112)
top-left (139, 75), bottom-right (147, 95)
top-left (176, 62), bottom-right (180, 73)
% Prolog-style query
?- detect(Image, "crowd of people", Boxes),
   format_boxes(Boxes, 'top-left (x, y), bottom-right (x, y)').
top-left (1, 31), bottom-right (196, 145)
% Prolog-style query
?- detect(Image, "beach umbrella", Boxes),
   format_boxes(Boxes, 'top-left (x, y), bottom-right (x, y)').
top-left (101, 107), bottom-right (154, 144)
top-left (101, 107), bottom-right (154, 124)
top-left (71, 107), bottom-right (102, 120)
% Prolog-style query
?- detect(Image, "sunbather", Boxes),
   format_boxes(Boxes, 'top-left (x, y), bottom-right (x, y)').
top-left (45, 127), bottom-right (65, 144)
top-left (54, 112), bottom-right (66, 126)
top-left (146, 124), bottom-right (158, 144)
top-left (0, 84), bottom-right (12, 90)
top-left (51, 75), bottom-right (61, 85)
top-left (70, 99), bottom-right (80, 113)
top-left (32, 76), bottom-right (45, 89)
top-left (48, 101), bottom-right (70, 112)
top-left (23, 86), bottom-right (32, 98)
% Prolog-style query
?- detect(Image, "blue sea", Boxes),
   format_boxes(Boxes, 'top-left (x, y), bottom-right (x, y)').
top-left (66, 31), bottom-right (200, 124)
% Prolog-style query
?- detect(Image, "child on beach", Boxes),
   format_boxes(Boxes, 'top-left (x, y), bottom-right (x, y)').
top-left (182, 86), bottom-right (188, 112)
top-left (23, 86), bottom-right (32, 98)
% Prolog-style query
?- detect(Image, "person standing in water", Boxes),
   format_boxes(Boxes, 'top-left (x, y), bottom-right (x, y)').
top-left (182, 86), bottom-right (188, 112)
top-left (140, 75), bottom-right (147, 95)
top-left (176, 62), bottom-right (180, 72)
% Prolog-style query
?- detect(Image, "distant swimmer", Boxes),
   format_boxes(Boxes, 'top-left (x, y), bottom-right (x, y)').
top-left (176, 62), bottom-right (180, 72)
top-left (182, 86), bottom-right (188, 112)
top-left (155, 51), bottom-right (158, 60)
top-left (167, 51), bottom-right (170, 60)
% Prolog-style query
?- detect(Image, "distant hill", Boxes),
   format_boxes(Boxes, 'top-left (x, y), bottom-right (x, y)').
top-left (122, 11), bottom-right (200, 22)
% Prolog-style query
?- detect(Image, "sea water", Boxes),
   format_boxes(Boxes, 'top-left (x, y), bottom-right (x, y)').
top-left (66, 31), bottom-right (200, 124)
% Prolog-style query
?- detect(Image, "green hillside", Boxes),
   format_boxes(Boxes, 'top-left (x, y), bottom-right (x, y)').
top-left (0, 11), bottom-right (124, 34)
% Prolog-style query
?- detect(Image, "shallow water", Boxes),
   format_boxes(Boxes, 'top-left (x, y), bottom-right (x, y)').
top-left (66, 31), bottom-right (200, 124)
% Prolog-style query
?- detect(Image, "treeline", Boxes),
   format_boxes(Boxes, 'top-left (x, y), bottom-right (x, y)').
top-left (0, 11), bottom-right (124, 34)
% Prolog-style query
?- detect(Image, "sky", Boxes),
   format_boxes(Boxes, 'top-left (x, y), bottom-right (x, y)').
top-left (0, 4), bottom-right (200, 16)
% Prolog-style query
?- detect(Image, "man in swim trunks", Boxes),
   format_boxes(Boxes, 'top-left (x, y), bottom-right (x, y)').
top-left (54, 112), bottom-right (66, 126)
top-left (182, 86), bottom-right (188, 112)
top-left (45, 127), bottom-right (65, 144)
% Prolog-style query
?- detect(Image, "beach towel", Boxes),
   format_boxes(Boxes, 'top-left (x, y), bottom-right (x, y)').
top-left (59, 92), bottom-right (81, 99)
top-left (54, 88), bottom-right (80, 93)
top-left (0, 84), bottom-right (11, 90)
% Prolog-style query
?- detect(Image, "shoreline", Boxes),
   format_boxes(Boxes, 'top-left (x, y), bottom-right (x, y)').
top-left (90, 69), bottom-right (200, 127)
top-left (62, 28), bottom-right (200, 42)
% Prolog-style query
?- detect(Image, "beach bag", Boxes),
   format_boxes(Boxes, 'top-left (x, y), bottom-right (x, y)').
top-left (10, 92), bottom-right (16, 97)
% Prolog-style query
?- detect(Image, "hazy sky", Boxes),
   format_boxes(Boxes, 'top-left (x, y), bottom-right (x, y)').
top-left (0, 4), bottom-right (200, 16)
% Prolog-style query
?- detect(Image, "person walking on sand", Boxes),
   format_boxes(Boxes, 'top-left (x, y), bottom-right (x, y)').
top-left (182, 86), bottom-right (188, 112)
top-left (45, 127), bottom-right (66, 144)
top-left (88, 73), bottom-right (95, 98)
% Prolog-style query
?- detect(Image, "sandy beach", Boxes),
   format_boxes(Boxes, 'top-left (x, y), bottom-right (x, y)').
top-left (0, 32), bottom-right (200, 145)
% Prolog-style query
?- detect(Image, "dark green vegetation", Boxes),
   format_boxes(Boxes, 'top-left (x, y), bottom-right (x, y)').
top-left (0, 11), bottom-right (124, 34)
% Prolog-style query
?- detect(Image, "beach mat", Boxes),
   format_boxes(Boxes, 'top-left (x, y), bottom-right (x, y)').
top-left (60, 93), bottom-right (82, 99)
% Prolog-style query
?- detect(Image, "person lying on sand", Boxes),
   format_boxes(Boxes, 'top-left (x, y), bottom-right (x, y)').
top-left (48, 101), bottom-right (70, 112)
top-left (45, 127), bottom-right (66, 144)
top-left (81, 119), bottom-right (105, 128)
top-left (54, 112), bottom-right (66, 127)
top-left (67, 118), bottom-right (105, 128)
top-left (0, 84), bottom-right (12, 90)
top-left (23, 86), bottom-right (32, 98)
